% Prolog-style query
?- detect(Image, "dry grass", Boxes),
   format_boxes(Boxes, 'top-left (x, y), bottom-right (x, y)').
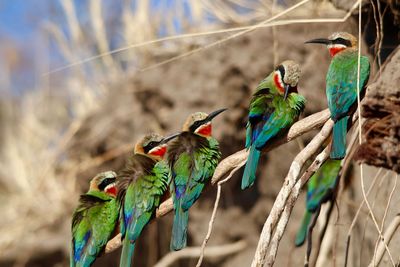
top-left (0, 0), bottom-right (398, 266)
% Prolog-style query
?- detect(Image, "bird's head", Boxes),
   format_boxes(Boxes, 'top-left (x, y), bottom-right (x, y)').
top-left (89, 171), bottom-right (118, 197)
top-left (305, 32), bottom-right (357, 57)
top-left (182, 108), bottom-right (227, 137)
top-left (273, 60), bottom-right (301, 100)
top-left (134, 132), bottom-right (179, 160)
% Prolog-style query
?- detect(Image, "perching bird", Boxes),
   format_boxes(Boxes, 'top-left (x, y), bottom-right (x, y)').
top-left (241, 60), bottom-right (306, 189)
top-left (305, 32), bottom-right (370, 159)
top-left (118, 133), bottom-right (179, 267)
top-left (168, 109), bottom-right (225, 251)
top-left (295, 159), bottom-right (341, 247)
top-left (71, 171), bottom-right (119, 267)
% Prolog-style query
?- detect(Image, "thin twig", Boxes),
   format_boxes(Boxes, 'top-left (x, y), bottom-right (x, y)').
top-left (356, 0), bottom-right (395, 263)
top-left (44, 0), bottom-right (361, 76)
top-left (372, 173), bottom-right (398, 266)
top-left (344, 168), bottom-right (384, 266)
top-left (153, 240), bottom-right (247, 267)
top-left (368, 213), bottom-right (400, 267)
top-left (195, 163), bottom-right (246, 267)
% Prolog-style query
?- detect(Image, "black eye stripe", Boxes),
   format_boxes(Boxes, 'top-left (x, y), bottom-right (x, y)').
top-left (189, 119), bottom-right (208, 132)
top-left (143, 141), bottom-right (159, 153)
top-left (98, 177), bottom-right (116, 191)
top-left (332, 37), bottom-right (352, 47)
top-left (275, 65), bottom-right (285, 81)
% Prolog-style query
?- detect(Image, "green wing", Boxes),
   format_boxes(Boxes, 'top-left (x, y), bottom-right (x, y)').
top-left (306, 159), bottom-right (341, 211)
top-left (71, 192), bottom-right (118, 267)
top-left (120, 160), bottom-right (169, 242)
top-left (171, 137), bottom-right (220, 211)
top-left (327, 53), bottom-right (370, 121)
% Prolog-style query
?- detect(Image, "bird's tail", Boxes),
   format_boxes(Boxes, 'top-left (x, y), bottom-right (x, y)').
top-left (331, 116), bottom-right (349, 159)
top-left (241, 146), bottom-right (261, 190)
top-left (170, 204), bottom-right (189, 251)
top-left (295, 211), bottom-right (313, 247)
top-left (119, 237), bottom-right (135, 267)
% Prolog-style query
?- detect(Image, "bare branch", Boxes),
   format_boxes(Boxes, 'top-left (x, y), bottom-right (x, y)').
top-left (252, 120), bottom-right (333, 267)
top-left (368, 214), bottom-right (400, 267)
top-left (105, 109), bottom-right (330, 253)
top-left (265, 147), bottom-right (330, 266)
top-left (153, 240), bottom-right (247, 267)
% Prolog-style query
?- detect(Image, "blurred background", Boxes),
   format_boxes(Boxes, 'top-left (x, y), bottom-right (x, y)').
top-left (0, 0), bottom-right (399, 266)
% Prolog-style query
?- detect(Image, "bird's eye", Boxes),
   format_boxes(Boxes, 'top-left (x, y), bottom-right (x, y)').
top-left (334, 37), bottom-right (351, 47)
top-left (147, 141), bottom-right (156, 148)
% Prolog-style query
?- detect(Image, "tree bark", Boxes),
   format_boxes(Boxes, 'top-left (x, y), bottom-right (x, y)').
top-left (355, 46), bottom-right (400, 173)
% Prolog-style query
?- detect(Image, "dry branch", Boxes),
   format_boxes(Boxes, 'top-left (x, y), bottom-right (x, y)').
top-left (252, 119), bottom-right (334, 267)
top-left (153, 240), bottom-right (247, 267)
top-left (368, 214), bottom-right (400, 267)
top-left (265, 146), bottom-right (330, 267)
top-left (104, 109), bottom-right (330, 253)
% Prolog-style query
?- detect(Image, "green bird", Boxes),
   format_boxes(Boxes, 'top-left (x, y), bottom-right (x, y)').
top-left (71, 171), bottom-right (119, 267)
top-left (295, 159), bottom-right (341, 247)
top-left (305, 32), bottom-right (370, 159)
top-left (168, 109), bottom-right (225, 251)
top-left (118, 133), bottom-right (179, 267)
top-left (242, 60), bottom-right (306, 189)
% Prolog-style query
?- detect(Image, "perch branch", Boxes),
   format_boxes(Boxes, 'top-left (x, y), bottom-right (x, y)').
top-left (265, 147), bottom-right (330, 266)
top-left (153, 240), bottom-right (247, 267)
top-left (251, 119), bottom-right (333, 266)
top-left (105, 109), bottom-right (330, 253)
top-left (368, 214), bottom-right (400, 267)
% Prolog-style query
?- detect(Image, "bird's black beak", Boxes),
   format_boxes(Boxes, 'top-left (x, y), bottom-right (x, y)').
top-left (284, 84), bottom-right (290, 100)
top-left (160, 133), bottom-right (180, 144)
top-left (206, 108), bottom-right (227, 122)
top-left (304, 38), bottom-right (332, 45)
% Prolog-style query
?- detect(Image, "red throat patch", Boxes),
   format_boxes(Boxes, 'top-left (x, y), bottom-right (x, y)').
top-left (273, 73), bottom-right (285, 94)
top-left (196, 124), bottom-right (212, 136)
top-left (329, 47), bottom-right (345, 57)
top-left (105, 186), bottom-right (117, 197)
top-left (149, 146), bottom-right (167, 158)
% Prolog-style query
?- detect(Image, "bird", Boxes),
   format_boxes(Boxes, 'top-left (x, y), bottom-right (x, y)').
top-left (168, 108), bottom-right (225, 251)
top-left (305, 32), bottom-right (370, 159)
top-left (70, 171), bottom-right (119, 267)
top-left (295, 159), bottom-right (341, 247)
top-left (118, 133), bottom-right (179, 267)
top-left (241, 60), bottom-right (306, 190)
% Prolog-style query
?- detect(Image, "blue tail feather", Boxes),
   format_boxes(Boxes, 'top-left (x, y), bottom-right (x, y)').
top-left (170, 204), bottom-right (189, 251)
top-left (295, 211), bottom-right (312, 247)
top-left (331, 116), bottom-right (349, 159)
top-left (119, 238), bottom-right (135, 267)
top-left (241, 146), bottom-right (261, 190)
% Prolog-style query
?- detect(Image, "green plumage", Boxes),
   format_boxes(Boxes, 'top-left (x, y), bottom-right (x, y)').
top-left (168, 132), bottom-right (221, 250)
top-left (118, 154), bottom-right (170, 267)
top-left (71, 188), bottom-right (119, 267)
top-left (242, 72), bottom-right (306, 189)
top-left (326, 49), bottom-right (370, 159)
top-left (295, 159), bottom-right (341, 246)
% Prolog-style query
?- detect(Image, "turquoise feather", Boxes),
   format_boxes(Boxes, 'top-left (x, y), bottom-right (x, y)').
top-left (71, 172), bottom-right (119, 267)
top-left (326, 50), bottom-right (370, 159)
top-left (295, 159), bottom-right (341, 246)
top-left (118, 155), bottom-right (170, 267)
top-left (168, 132), bottom-right (221, 251)
top-left (242, 67), bottom-right (305, 190)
